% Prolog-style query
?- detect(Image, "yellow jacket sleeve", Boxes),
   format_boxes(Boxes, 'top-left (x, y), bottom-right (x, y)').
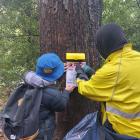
top-left (77, 63), bottom-right (117, 101)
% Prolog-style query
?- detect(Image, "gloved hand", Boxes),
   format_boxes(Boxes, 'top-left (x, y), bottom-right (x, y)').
top-left (75, 64), bottom-right (89, 80)
top-left (81, 64), bottom-right (95, 78)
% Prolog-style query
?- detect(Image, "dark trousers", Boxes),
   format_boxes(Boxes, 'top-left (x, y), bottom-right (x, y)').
top-left (104, 120), bottom-right (139, 140)
top-left (36, 116), bottom-right (55, 140)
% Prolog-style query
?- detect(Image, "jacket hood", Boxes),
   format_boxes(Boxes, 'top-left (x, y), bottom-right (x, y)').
top-left (96, 23), bottom-right (127, 59)
top-left (24, 71), bottom-right (55, 88)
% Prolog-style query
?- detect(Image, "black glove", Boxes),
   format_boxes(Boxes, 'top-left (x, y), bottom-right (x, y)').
top-left (75, 64), bottom-right (89, 80)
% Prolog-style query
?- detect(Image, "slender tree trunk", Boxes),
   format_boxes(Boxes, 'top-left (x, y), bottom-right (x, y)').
top-left (39, 0), bottom-right (102, 139)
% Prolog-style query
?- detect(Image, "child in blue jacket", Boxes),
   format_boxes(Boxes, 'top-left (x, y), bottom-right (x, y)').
top-left (24, 53), bottom-right (70, 140)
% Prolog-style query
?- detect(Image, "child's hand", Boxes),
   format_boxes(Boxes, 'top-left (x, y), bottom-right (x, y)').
top-left (65, 84), bottom-right (76, 93)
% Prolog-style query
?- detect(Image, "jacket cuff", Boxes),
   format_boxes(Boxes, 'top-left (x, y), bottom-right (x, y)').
top-left (77, 78), bottom-right (85, 85)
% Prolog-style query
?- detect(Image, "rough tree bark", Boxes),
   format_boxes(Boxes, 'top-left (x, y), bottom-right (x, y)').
top-left (39, 0), bottom-right (102, 139)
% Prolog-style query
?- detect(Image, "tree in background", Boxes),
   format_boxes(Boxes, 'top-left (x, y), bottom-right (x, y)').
top-left (103, 0), bottom-right (140, 50)
top-left (1, 0), bottom-right (140, 99)
top-left (39, 0), bottom-right (102, 139)
top-left (0, 0), bottom-right (39, 99)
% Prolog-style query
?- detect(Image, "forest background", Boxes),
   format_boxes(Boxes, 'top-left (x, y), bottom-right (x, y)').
top-left (0, 0), bottom-right (140, 105)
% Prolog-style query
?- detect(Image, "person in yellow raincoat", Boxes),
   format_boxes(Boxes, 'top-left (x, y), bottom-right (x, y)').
top-left (66, 23), bottom-right (140, 138)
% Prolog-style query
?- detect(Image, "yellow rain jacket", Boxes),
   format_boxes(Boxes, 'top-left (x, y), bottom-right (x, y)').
top-left (77, 43), bottom-right (140, 138)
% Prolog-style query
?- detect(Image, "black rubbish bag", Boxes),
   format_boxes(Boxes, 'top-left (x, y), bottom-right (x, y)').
top-left (63, 111), bottom-right (105, 140)
top-left (63, 111), bottom-right (139, 140)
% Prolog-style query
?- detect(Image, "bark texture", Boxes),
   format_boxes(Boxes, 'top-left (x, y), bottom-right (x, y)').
top-left (39, 0), bottom-right (102, 139)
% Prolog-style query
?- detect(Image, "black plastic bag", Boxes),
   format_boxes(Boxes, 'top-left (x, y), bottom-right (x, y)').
top-left (63, 111), bottom-right (105, 140)
top-left (63, 111), bottom-right (139, 140)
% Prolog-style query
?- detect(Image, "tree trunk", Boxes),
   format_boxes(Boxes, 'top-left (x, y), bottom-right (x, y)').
top-left (39, 0), bottom-right (102, 139)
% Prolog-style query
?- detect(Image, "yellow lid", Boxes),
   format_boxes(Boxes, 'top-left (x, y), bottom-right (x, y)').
top-left (66, 53), bottom-right (85, 60)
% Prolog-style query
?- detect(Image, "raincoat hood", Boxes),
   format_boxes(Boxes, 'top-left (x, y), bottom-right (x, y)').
top-left (96, 23), bottom-right (127, 59)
